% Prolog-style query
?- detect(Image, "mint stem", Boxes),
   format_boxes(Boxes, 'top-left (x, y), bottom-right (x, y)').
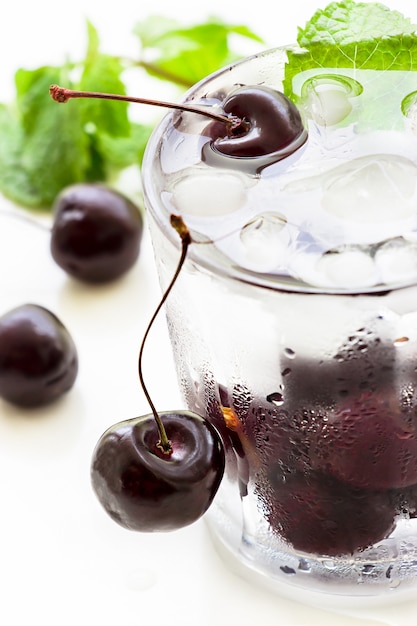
top-left (135, 60), bottom-right (196, 89)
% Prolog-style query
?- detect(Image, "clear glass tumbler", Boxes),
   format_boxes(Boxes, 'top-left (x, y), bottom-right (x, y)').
top-left (142, 47), bottom-right (417, 598)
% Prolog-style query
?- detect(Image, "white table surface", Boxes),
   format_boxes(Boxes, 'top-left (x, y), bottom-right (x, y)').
top-left (1, 1), bottom-right (417, 624)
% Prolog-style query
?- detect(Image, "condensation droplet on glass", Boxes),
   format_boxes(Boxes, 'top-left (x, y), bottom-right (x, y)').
top-left (284, 348), bottom-right (296, 359)
top-left (394, 336), bottom-right (410, 346)
top-left (298, 558), bottom-right (311, 572)
top-left (397, 431), bottom-right (414, 441)
top-left (361, 564), bottom-right (377, 576)
top-left (357, 341), bottom-right (369, 353)
top-left (266, 391), bottom-right (284, 406)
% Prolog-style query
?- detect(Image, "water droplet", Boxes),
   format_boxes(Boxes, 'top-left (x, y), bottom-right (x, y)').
top-left (361, 564), bottom-right (377, 576)
top-left (357, 340), bottom-right (368, 353)
top-left (397, 431), bottom-right (414, 441)
top-left (266, 391), bottom-right (284, 406)
top-left (394, 336), bottom-right (410, 346)
top-left (298, 558), bottom-right (311, 572)
top-left (338, 389), bottom-right (349, 397)
top-left (284, 348), bottom-right (296, 359)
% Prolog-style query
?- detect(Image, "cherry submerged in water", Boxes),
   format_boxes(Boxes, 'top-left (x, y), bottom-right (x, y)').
top-left (185, 331), bottom-right (417, 557)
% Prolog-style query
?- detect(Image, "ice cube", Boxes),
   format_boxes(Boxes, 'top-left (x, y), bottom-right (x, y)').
top-left (375, 238), bottom-right (417, 285)
top-left (316, 248), bottom-right (378, 288)
top-left (321, 154), bottom-right (417, 223)
top-left (291, 246), bottom-right (379, 289)
top-left (239, 212), bottom-right (289, 272)
top-left (172, 170), bottom-right (248, 217)
top-left (305, 87), bottom-right (353, 127)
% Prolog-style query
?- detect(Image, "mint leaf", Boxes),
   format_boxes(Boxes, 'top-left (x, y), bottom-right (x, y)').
top-left (134, 16), bottom-right (264, 88)
top-left (96, 123), bottom-right (153, 170)
top-left (0, 104), bottom-right (41, 207)
top-left (297, 1), bottom-right (417, 46)
top-left (78, 22), bottom-right (130, 138)
top-left (0, 25), bottom-right (140, 210)
top-left (75, 22), bottom-right (137, 182)
top-left (1, 66), bottom-right (89, 209)
top-left (284, 1), bottom-right (417, 96)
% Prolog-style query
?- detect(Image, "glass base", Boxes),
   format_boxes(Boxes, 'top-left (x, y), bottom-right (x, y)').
top-left (205, 491), bottom-right (417, 609)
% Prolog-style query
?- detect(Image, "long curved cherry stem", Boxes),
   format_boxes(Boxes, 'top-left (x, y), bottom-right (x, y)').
top-left (49, 85), bottom-right (246, 133)
top-left (138, 215), bottom-right (192, 455)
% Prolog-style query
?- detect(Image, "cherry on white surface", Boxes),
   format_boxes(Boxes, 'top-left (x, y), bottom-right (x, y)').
top-left (1, 2), bottom-right (417, 625)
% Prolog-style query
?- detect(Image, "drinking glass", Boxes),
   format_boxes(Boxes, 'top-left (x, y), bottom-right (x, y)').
top-left (142, 46), bottom-right (417, 598)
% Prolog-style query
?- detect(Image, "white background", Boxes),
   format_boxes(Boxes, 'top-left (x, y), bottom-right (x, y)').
top-left (1, 1), bottom-right (417, 625)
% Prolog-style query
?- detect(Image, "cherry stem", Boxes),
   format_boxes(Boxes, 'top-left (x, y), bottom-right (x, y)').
top-left (137, 214), bottom-right (192, 455)
top-left (49, 84), bottom-right (244, 132)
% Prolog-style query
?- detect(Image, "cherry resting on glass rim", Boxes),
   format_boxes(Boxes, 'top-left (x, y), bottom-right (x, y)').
top-left (0, 303), bottom-right (78, 407)
top-left (202, 85), bottom-right (307, 168)
top-left (50, 183), bottom-right (143, 283)
top-left (91, 411), bottom-right (225, 532)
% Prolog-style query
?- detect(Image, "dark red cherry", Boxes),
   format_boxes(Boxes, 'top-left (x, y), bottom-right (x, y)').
top-left (278, 325), bottom-right (395, 410)
top-left (310, 391), bottom-right (417, 490)
top-left (0, 303), bottom-right (78, 407)
top-left (50, 183), bottom-right (143, 283)
top-left (91, 411), bottom-right (225, 532)
top-left (263, 467), bottom-right (396, 556)
top-left (203, 85), bottom-right (307, 169)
